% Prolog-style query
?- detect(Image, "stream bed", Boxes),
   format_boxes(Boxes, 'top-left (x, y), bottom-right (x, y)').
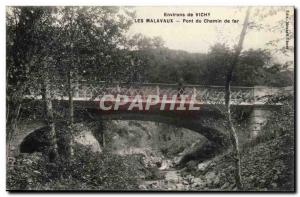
top-left (139, 168), bottom-right (195, 190)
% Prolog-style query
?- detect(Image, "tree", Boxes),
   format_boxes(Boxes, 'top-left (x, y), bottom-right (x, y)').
top-left (6, 7), bottom-right (45, 144)
top-left (51, 7), bottom-right (135, 158)
top-left (6, 7), bottom-right (59, 160)
top-left (7, 6), bottom-right (137, 159)
top-left (224, 7), bottom-right (251, 190)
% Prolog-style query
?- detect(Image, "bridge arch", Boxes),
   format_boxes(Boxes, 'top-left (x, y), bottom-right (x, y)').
top-left (79, 109), bottom-right (230, 149)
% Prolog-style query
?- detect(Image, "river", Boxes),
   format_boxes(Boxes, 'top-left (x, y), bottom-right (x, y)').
top-left (140, 168), bottom-right (192, 190)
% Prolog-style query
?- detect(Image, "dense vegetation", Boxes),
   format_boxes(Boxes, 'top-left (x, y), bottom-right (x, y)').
top-left (8, 145), bottom-right (142, 190)
top-left (139, 46), bottom-right (293, 86)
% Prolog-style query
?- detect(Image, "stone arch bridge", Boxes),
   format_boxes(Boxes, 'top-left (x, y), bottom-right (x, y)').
top-left (10, 82), bottom-right (292, 156)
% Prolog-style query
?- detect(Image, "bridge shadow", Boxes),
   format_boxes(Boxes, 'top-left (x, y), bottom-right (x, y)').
top-left (76, 108), bottom-right (230, 150)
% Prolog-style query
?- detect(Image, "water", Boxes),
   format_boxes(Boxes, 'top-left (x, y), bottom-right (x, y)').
top-left (164, 169), bottom-right (181, 182)
top-left (140, 168), bottom-right (186, 190)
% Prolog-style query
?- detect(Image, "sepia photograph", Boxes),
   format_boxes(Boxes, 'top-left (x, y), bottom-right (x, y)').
top-left (6, 6), bottom-right (295, 191)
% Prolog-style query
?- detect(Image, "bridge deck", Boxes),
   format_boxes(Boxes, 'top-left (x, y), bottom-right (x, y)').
top-left (25, 82), bottom-right (292, 110)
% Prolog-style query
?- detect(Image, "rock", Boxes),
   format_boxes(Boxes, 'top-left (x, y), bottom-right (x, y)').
top-left (173, 156), bottom-right (182, 165)
top-left (191, 182), bottom-right (199, 187)
top-left (197, 161), bottom-right (211, 171)
top-left (186, 160), bottom-right (198, 171)
top-left (191, 179), bottom-right (206, 188)
top-left (138, 185), bottom-right (147, 190)
top-left (33, 170), bottom-right (41, 175)
top-left (259, 179), bottom-right (266, 184)
top-left (159, 160), bottom-right (171, 170)
top-left (206, 171), bottom-right (216, 180)
top-left (204, 171), bottom-right (217, 185)
top-left (150, 182), bottom-right (158, 189)
top-left (193, 177), bottom-right (202, 184)
top-left (27, 178), bottom-right (33, 183)
top-left (168, 179), bottom-right (176, 184)
top-left (221, 182), bottom-right (230, 189)
top-left (176, 183), bottom-right (184, 190)
top-left (167, 183), bottom-right (176, 190)
top-left (271, 183), bottom-right (278, 188)
top-left (74, 131), bottom-right (102, 152)
top-left (213, 174), bottom-right (220, 184)
top-left (186, 174), bottom-right (194, 180)
top-left (182, 180), bottom-right (189, 185)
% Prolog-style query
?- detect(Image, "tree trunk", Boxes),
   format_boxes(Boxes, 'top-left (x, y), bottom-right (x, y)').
top-left (224, 7), bottom-right (251, 190)
top-left (68, 70), bottom-right (74, 125)
top-left (7, 102), bottom-right (21, 142)
top-left (67, 68), bottom-right (74, 158)
top-left (97, 120), bottom-right (105, 147)
top-left (42, 73), bottom-right (58, 162)
top-left (6, 102), bottom-right (21, 157)
top-left (7, 85), bottom-right (24, 156)
top-left (101, 130), bottom-right (105, 148)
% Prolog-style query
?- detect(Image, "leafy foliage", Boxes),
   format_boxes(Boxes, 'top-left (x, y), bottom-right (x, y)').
top-left (7, 145), bottom-right (142, 190)
top-left (138, 44), bottom-right (293, 86)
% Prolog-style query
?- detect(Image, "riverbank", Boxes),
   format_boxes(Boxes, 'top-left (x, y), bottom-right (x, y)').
top-left (138, 133), bottom-right (294, 191)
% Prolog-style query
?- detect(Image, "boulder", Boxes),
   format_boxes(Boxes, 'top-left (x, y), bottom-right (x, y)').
top-left (176, 183), bottom-right (184, 190)
top-left (74, 131), bottom-right (102, 153)
top-left (197, 160), bottom-right (211, 171)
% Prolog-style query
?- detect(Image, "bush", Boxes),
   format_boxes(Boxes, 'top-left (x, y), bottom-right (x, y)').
top-left (7, 145), bottom-right (141, 190)
top-left (242, 94), bottom-right (294, 152)
top-left (7, 152), bottom-right (50, 190)
top-left (144, 167), bottom-right (164, 180)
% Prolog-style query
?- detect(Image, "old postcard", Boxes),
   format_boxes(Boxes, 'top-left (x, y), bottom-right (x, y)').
top-left (6, 6), bottom-right (295, 191)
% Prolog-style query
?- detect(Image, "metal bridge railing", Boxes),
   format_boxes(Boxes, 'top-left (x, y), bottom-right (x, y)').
top-left (25, 81), bottom-right (292, 105)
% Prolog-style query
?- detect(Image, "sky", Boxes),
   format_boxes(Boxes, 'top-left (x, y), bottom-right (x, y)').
top-left (127, 6), bottom-right (294, 65)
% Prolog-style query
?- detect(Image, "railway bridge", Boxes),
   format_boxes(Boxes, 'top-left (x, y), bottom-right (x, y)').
top-left (11, 82), bottom-right (292, 155)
